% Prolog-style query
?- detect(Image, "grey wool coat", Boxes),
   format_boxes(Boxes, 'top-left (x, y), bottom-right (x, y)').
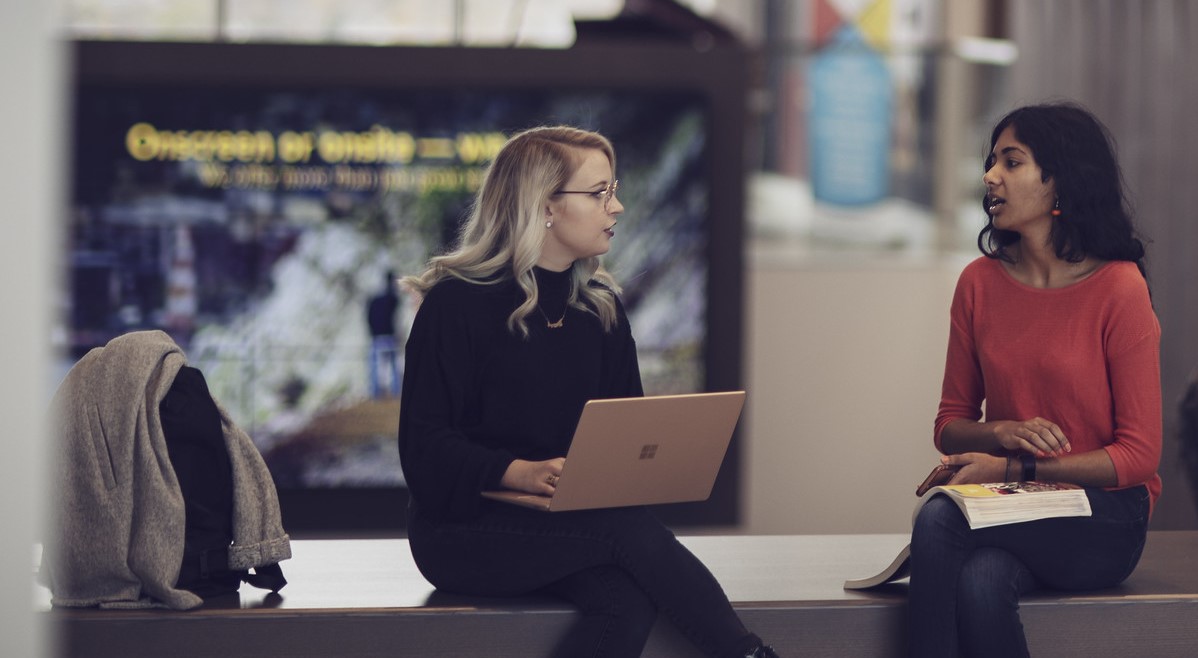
top-left (44, 330), bottom-right (291, 610)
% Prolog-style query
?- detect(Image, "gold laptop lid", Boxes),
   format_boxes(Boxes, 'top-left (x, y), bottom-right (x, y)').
top-left (483, 391), bottom-right (745, 512)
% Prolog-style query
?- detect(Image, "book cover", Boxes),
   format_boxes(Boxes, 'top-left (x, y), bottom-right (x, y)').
top-left (843, 543), bottom-right (911, 590)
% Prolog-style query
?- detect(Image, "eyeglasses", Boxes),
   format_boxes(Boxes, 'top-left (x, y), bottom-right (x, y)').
top-left (553, 180), bottom-right (620, 212)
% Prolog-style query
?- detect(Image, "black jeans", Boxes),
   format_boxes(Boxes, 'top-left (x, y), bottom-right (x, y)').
top-left (408, 502), bottom-right (762, 658)
top-left (907, 485), bottom-right (1150, 658)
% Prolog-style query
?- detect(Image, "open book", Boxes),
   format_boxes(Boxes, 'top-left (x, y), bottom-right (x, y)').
top-left (843, 481), bottom-right (1092, 590)
top-left (913, 481), bottom-right (1091, 530)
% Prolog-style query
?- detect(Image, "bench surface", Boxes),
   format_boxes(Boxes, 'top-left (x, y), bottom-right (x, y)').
top-left (39, 531), bottom-right (1198, 657)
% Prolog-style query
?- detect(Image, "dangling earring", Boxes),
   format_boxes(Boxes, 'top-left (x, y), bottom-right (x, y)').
top-left (545, 220), bottom-right (553, 229)
top-left (1051, 197), bottom-right (1062, 217)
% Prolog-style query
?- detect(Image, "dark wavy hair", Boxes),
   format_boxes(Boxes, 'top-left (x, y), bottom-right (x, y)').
top-left (978, 102), bottom-right (1148, 281)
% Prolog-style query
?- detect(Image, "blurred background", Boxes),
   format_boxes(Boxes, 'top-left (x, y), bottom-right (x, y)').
top-left (6, 1), bottom-right (1198, 653)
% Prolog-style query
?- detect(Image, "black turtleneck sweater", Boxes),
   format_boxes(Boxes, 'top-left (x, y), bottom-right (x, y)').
top-left (398, 267), bottom-right (643, 521)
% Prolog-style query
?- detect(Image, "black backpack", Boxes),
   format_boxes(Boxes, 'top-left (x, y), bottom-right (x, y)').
top-left (159, 366), bottom-right (286, 598)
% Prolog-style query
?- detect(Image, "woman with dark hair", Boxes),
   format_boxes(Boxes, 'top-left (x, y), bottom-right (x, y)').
top-left (399, 126), bottom-right (778, 658)
top-left (909, 102), bottom-right (1161, 657)
top-left (975, 103), bottom-right (1148, 276)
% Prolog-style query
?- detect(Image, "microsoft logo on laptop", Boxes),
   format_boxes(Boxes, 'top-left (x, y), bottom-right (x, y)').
top-left (639, 444), bottom-right (658, 460)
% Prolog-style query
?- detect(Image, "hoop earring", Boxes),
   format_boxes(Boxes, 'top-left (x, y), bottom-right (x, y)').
top-left (1051, 198), bottom-right (1062, 217)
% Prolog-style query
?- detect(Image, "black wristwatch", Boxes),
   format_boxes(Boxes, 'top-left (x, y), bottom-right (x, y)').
top-left (1020, 453), bottom-right (1037, 482)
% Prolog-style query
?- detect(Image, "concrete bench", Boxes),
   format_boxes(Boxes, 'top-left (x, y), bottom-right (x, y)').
top-left (39, 532), bottom-right (1198, 657)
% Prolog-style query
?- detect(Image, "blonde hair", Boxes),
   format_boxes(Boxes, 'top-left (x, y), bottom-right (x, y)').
top-left (404, 126), bottom-right (621, 337)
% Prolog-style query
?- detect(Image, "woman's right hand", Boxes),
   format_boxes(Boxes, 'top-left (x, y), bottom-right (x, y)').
top-left (501, 458), bottom-right (566, 495)
top-left (993, 417), bottom-right (1071, 457)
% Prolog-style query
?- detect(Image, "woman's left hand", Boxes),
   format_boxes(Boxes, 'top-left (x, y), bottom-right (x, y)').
top-left (500, 458), bottom-right (566, 495)
top-left (941, 452), bottom-right (1009, 484)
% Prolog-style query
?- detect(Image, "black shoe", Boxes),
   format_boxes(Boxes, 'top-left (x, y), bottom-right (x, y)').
top-left (744, 645), bottom-right (780, 658)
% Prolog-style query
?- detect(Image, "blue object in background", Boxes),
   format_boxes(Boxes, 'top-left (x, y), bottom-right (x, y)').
top-left (809, 24), bottom-right (894, 206)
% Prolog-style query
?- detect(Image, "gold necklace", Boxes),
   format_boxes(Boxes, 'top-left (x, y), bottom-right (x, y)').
top-left (538, 305), bottom-right (567, 329)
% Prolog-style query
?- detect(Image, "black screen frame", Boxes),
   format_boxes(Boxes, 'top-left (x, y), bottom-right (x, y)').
top-left (70, 38), bottom-right (748, 534)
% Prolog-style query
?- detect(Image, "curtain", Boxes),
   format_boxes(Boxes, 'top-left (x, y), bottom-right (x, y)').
top-left (1008, 0), bottom-right (1198, 528)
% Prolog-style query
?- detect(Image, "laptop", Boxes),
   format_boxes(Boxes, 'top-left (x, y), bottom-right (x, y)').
top-left (481, 391), bottom-right (746, 512)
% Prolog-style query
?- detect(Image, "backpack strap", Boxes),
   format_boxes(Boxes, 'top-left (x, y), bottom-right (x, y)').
top-left (198, 546), bottom-right (288, 593)
top-left (243, 563), bottom-right (288, 592)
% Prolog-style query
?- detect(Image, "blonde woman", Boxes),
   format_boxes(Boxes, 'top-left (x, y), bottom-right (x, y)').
top-left (398, 126), bottom-right (778, 658)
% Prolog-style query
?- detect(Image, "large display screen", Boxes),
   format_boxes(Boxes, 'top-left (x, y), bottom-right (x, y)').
top-left (66, 41), bottom-right (746, 530)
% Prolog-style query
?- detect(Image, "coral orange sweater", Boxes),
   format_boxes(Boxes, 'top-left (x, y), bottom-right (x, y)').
top-left (935, 257), bottom-right (1162, 514)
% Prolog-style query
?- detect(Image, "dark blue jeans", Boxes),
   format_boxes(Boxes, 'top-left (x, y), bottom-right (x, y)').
top-left (908, 485), bottom-right (1150, 658)
top-left (408, 502), bottom-right (762, 658)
